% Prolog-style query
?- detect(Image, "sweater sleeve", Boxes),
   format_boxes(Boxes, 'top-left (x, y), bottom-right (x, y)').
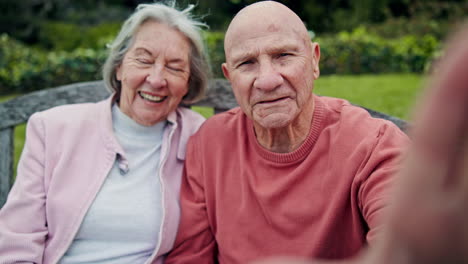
top-left (357, 122), bottom-right (409, 244)
top-left (165, 134), bottom-right (217, 264)
top-left (0, 113), bottom-right (48, 263)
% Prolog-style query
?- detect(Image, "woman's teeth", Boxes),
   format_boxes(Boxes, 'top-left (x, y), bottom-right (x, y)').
top-left (139, 92), bottom-right (166, 103)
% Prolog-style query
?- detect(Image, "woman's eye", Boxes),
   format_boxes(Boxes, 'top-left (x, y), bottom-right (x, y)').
top-left (137, 58), bottom-right (152, 64)
top-left (167, 66), bottom-right (184, 72)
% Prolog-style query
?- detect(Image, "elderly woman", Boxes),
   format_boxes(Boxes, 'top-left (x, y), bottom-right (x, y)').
top-left (0, 2), bottom-right (209, 263)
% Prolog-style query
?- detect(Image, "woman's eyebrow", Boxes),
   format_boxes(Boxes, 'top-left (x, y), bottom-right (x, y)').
top-left (133, 47), bottom-right (153, 56)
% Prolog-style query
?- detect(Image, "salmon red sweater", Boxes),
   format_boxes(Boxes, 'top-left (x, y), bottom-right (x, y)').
top-left (166, 95), bottom-right (409, 264)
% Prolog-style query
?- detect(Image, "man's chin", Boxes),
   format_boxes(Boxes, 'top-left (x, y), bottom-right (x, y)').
top-left (252, 113), bottom-right (295, 130)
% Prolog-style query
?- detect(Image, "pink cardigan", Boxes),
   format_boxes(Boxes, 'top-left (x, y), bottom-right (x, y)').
top-left (0, 96), bottom-right (205, 264)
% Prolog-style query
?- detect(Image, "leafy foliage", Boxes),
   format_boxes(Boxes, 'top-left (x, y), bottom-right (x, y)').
top-left (317, 27), bottom-right (440, 75)
top-left (0, 28), bottom-right (441, 94)
top-left (203, 31), bottom-right (225, 79)
top-left (0, 34), bottom-right (107, 94)
top-left (0, 0), bottom-right (129, 44)
top-left (38, 22), bottom-right (121, 51)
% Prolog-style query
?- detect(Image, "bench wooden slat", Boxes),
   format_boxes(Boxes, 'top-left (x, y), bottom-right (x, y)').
top-left (0, 128), bottom-right (13, 207)
top-left (0, 78), bottom-right (408, 207)
top-left (0, 81), bottom-right (111, 130)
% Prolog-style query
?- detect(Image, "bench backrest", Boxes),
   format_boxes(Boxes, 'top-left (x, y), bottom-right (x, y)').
top-left (0, 79), bottom-right (407, 206)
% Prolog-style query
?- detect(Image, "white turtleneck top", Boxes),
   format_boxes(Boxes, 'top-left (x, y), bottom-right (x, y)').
top-left (59, 104), bottom-right (165, 263)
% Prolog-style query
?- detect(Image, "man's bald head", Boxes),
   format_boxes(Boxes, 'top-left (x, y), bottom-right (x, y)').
top-left (224, 1), bottom-right (310, 55)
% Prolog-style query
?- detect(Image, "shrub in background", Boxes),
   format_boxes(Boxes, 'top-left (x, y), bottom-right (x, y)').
top-left (38, 21), bottom-right (121, 51)
top-left (203, 31), bottom-right (225, 78)
top-left (0, 34), bottom-right (107, 94)
top-left (317, 27), bottom-right (440, 75)
top-left (0, 35), bottom-right (44, 94)
top-left (0, 28), bottom-right (442, 95)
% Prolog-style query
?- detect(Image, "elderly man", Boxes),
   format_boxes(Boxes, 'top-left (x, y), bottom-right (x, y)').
top-left (165, 1), bottom-right (409, 263)
top-left (250, 18), bottom-right (468, 264)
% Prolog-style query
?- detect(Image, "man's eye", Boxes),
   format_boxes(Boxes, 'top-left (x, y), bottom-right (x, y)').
top-left (279, 53), bottom-right (291, 57)
top-left (238, 60), bottom-right (252, 67)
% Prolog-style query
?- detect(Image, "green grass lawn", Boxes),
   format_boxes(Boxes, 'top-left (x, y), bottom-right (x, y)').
top-left (314, 73), bottom-right (426, 120)
top-left (1, 73), bottom-right (426, 177)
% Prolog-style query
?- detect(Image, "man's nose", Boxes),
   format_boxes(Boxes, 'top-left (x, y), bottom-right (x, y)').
top-left (253, 61), bottom-right (283, 91)
top-left (146, 65), bottom-right (167, 88)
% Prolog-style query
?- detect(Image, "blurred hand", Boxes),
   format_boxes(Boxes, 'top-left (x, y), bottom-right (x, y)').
top-left (251, 23), bottom-right (468, 264)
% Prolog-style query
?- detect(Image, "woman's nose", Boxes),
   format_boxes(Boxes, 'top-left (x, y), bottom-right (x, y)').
top-left (146, 65), bottom-right (167, 88)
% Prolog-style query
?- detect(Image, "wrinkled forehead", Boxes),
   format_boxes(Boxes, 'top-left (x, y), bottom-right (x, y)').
top-left (227, 32), bottom-right (304, 61)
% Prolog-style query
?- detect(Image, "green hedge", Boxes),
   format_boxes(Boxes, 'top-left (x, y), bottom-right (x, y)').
top-left (0, 34), bottom-right (107, 94)
top-left (203, 31), bottom-right (225, 79)
top-left (0, 28), bottom-right (441, 94)
top-left (317, 27), bottom-right (440, 75)
top-left (38, 21), bottom-right (121, 51)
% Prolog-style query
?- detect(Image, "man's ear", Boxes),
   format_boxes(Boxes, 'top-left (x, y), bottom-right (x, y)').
top-left (311, 42), bottom-right (320, 79)
top-left (222, 62), bottom-right (230, 81)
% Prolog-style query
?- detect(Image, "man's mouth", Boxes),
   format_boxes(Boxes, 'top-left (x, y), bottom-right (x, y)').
top-left (138, 91), bottom-right (167, 103)
top-left (257, 96), bottom-right (289, 104)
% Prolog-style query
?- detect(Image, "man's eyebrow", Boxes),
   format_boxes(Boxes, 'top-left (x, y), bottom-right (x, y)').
top-left (230, 43), bottom-right (300, 65)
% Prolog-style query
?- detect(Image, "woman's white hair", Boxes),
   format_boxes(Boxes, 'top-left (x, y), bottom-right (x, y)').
top-left (102, 1), bottom-right (210, 103)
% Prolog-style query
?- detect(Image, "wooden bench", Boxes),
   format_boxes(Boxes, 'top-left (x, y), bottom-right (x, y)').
top-left (0, 79), bottom-right (408, 207)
